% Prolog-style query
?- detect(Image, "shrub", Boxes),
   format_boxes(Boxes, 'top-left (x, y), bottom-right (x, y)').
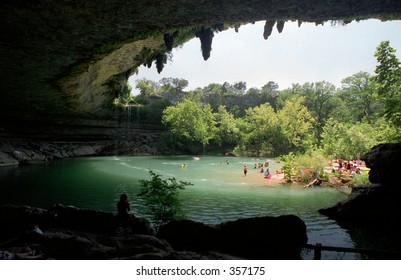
top-left (138, 170), bottom-right (193, 230)
top-left (278, 153), bottom-right (296, 182)
top-left (352, 172), bottom-right (371, 187)
top-left (295, 153), bottom-right (329, 183)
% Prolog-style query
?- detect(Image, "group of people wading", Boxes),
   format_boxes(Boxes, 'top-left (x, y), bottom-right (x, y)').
top-left (243, 160), bottom-right (272, 179)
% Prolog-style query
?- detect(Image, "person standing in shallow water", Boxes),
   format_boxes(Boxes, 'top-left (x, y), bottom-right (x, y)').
top-left (243, 165), bottom-right (248, 176)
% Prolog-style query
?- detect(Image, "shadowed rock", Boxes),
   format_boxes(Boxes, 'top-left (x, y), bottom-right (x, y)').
top-left (1, 205), bottom-right (308, 259)
top-left (362, 143), bottom-right (401, 187)
top-left (158, 215), bottom-right (308, 260)
top-left (217, 215), bottom-right (307, 259)
top-left (319, 143), bottom-right (401, 254)
top-left (157, 220), bottom-right (219, 252)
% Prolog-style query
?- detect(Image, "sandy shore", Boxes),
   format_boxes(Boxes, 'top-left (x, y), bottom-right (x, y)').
top-left (239, 170), bottom-right (286, 186)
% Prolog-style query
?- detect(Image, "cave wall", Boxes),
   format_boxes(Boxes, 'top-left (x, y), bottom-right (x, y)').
top-left (1, 0), bottom-right (401, 133)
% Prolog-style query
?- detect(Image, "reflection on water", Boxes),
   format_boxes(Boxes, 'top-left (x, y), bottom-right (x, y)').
top-left (0, 155), bottom-right (359, 259)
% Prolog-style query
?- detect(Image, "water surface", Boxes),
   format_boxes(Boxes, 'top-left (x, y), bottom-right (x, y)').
top-left (0, 155), bottom-right (356, 259)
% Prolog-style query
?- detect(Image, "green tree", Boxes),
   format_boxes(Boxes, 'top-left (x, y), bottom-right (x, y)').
top-left (277, 95), bottom-right (314, 154)
top-left (275, 84), bottom-right (300, 110)
top-left (214, 105), bottom-right (240, 152)
top-left (195, 102), bottom-right (217, 150)
top-left (159, 77), bottom-right (189, 94)
top-left (294, 152), bottom-right (329, 183)
top-left (232, 81), bottom-right (247, 95)
top-left (373, 117), bottom-right (401, 143)
top-left (238, 103), bottom-right (278, 156)
top-left (261, 81), bottom-right (280, 110)
top-left (162, 93), bottom-right (217, 150)
top-left (138, 170), bottom-right (192, 230)
top-left (321, 118), bottom-right (379, 159)
top-left (339, 72), bottom-right (379, 123)
top-left (135, 78), bottom-right (158, 104)
top-left (319, 118), bottom-right (345, 157)
top-left (299, 81), bottom-right (338, 145)
top-left (113, 83), bottom-right (134, 106)
top-left (278, 153), bottom-right (295, 183)
top-left (371, 40), bottom-right (401, 128)
top-left (203, 83), bottom-right (225, 96)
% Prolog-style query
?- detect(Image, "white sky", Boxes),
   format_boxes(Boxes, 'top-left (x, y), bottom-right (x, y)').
top-left (129, 19), bottom-right (401, 94)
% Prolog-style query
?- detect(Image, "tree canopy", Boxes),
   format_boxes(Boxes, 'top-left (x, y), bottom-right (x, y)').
top-left (162, 93), bottom-right (217, 149)
top-left (128, 40), bottom-right (401, 158)
top-left (372, 40), bottom-right (401, 129)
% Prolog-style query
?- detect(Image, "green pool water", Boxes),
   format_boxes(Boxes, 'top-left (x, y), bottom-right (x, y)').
top-left (0, 155), bottom-right (357, 259)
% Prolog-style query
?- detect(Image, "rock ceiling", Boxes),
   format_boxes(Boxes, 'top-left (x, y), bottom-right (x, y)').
top-left (1, 0), bottom-right (401, 127)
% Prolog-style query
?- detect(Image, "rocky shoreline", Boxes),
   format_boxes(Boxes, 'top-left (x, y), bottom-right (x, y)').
top-left (0, 204), bottom-right (307, 260)
top-left (0, 135), bottom-right (167, 167)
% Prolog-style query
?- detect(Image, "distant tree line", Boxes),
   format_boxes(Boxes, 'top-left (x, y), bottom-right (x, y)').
top-left (120, 41), bottom-right (401, 159)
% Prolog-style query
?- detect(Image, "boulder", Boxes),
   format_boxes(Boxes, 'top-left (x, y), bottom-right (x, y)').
top-left (319, 185), bottom-right (401, 227)
top-left (109, 235), bottom-right (173, 259)
top-left (216, 215), bottom-right (308, 259)
top-left (362, 142), bottom-right (401, 187)
top-left (0, 205), bottom-right (49, 240)
top-left (0, 151), bottom-right (18, 166)
top-left (72, 145), bottom-right (96, 156)
top-left (319, 143), bottom-right (401, 254)
top-left (48, 204), bottom-right (154, 235)
top-left (0, 205), bottom-right (308, 259)
top-left (157, 215), bottom-right (308, 260)
top-left (157, 220), bottom-right (219, 252)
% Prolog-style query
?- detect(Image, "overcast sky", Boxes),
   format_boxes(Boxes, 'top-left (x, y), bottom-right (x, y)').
top-left (129, 19), bottom-right (401, 94)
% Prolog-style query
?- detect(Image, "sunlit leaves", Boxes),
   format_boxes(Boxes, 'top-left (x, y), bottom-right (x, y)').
top-left (277, 95), bottom-right (314, 152)
top-left (239, 103), bottom-right (278, 156)
top-left (321, 118), bottom-right (380, 159)
top-left (340, 72), bottom-right (379, 123)
top-left (372, 40), bottom-right (401, 128)
top-left (162, 93), bottom-right (217, 147)
top-left (214, 105), bottom-right (240, 148)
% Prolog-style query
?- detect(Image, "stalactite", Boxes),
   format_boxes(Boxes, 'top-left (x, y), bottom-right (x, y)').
top-left (298, 20), bottom-right (303, 27)
top-left (163, 31), bottom-right (179, 51)
top-left (276, 20), bottom-right (285, 33)
top-left (263, 20), bottom-right (276, 40)
top-left (196, 27), bottom-right (214, 61)
top-left (155, 53), bottom-right (167, 73)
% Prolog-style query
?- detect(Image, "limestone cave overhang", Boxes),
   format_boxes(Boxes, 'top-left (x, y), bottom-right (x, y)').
top-left (1, 0), bottom-right (401, 131)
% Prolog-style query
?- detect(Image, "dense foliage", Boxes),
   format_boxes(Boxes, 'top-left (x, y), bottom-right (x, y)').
top-left (127, 41), bottom-right (401, 160)
top-left (372, 41), bottom-right (401, 129)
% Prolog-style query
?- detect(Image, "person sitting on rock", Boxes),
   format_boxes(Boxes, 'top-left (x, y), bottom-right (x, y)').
top-left (117, 193), bottom-right (133, 227)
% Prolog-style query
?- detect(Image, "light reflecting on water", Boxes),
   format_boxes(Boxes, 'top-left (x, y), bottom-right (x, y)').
top-left (0, 155), bottom-right (358, 259)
